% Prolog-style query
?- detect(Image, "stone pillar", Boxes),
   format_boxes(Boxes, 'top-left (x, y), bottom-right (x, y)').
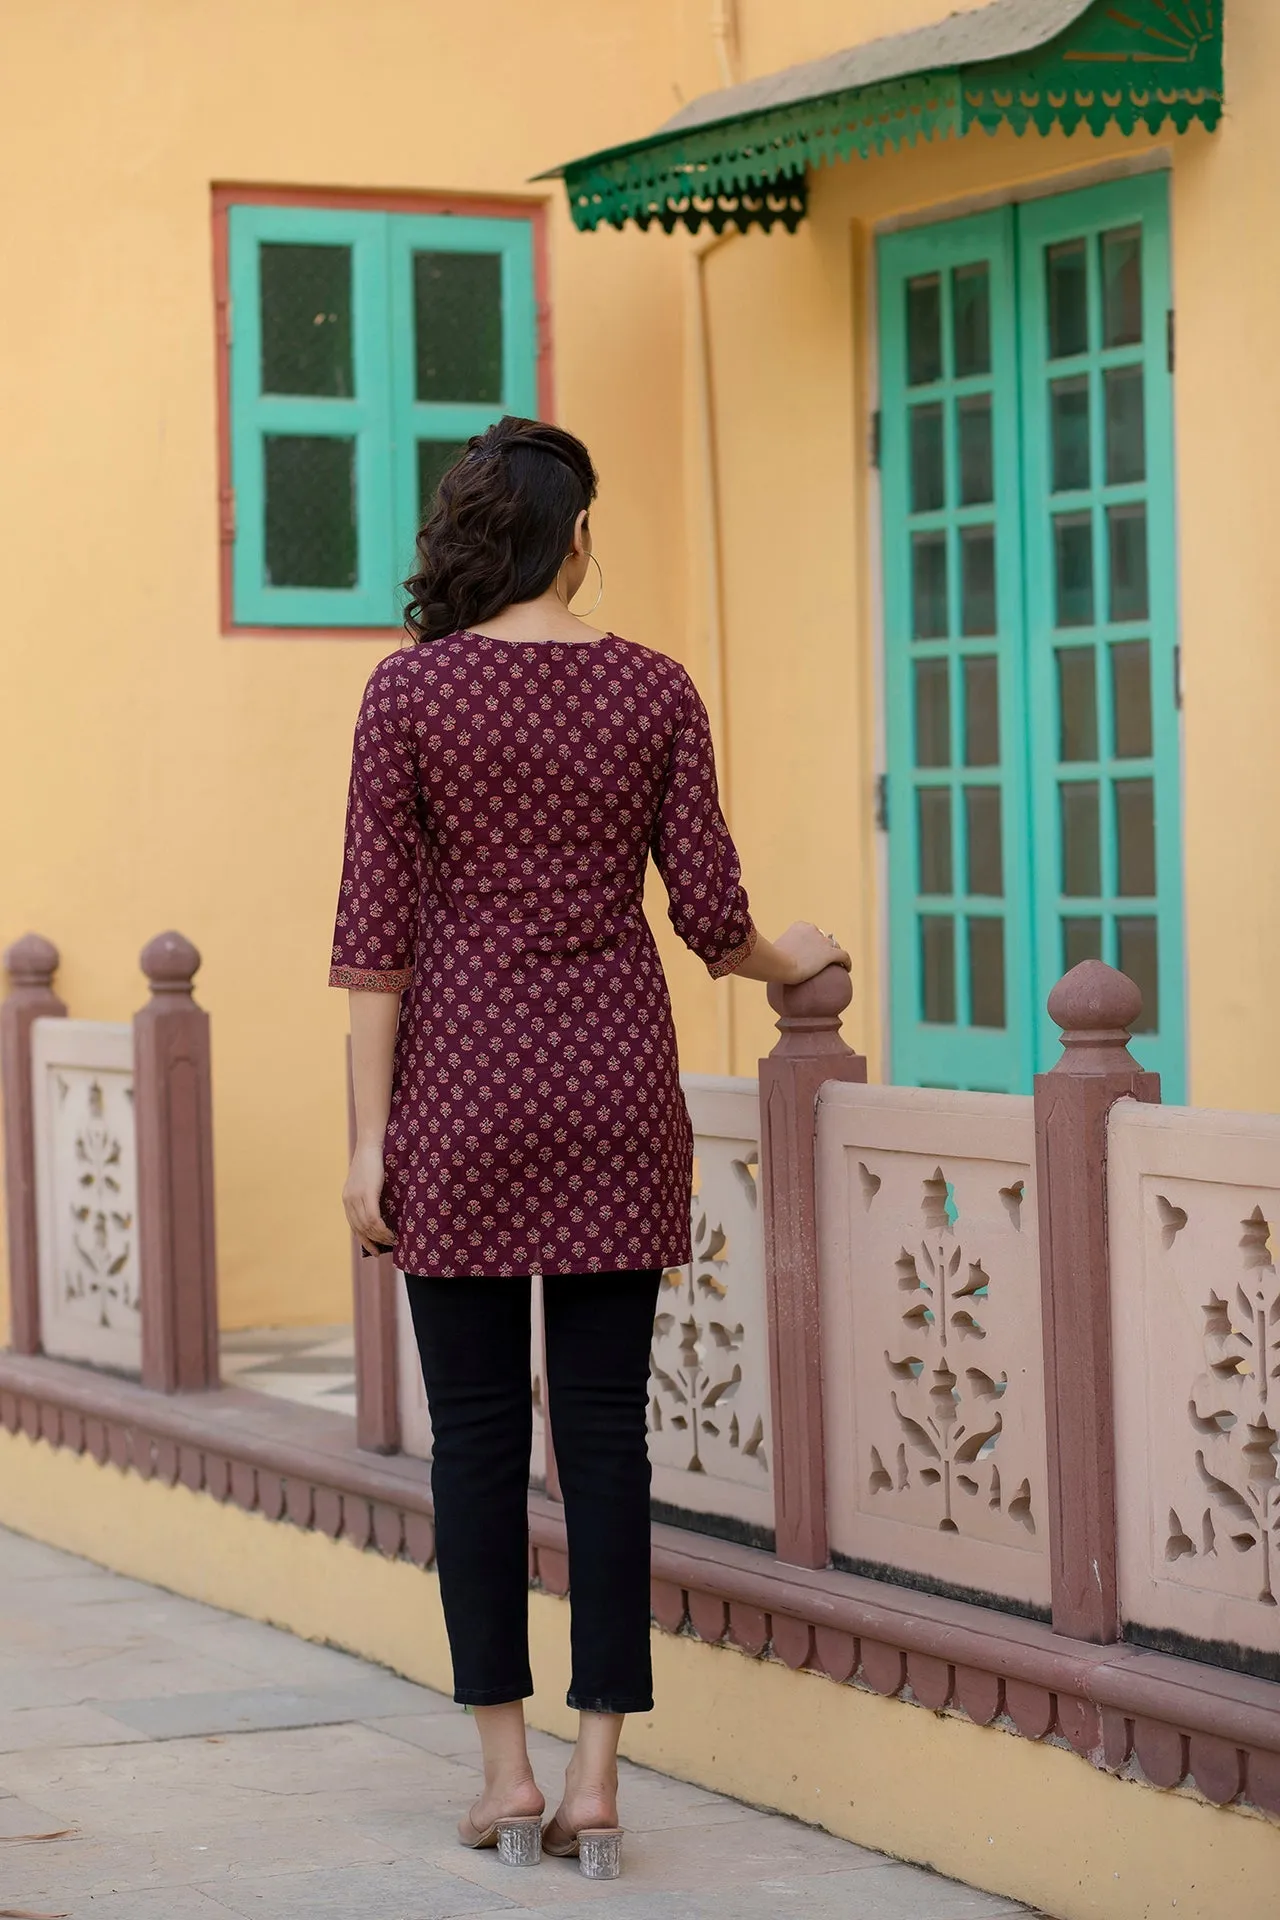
top-left (1034, 959), bottom-right (1160, 1643)
top-left (346, 1037), bottom-right (400, 1455)
top-left (759, 964), bottom-right (867, 1568)
top-left (1, 935), bottom-right (66, 1354)
top-left (134, 933), bottom-right (219, 1393)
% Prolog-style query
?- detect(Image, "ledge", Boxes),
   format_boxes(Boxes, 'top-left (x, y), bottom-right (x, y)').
top-left (1, 1350), bottom-right (1276, 1820)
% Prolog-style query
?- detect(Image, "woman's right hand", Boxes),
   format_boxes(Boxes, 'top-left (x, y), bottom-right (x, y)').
top-left (773, 921), bottom-right (852, 986)
top-left (734, 920), bottom-right (852, 986)
top-left (343, 1142), bottom-right (396, 1257)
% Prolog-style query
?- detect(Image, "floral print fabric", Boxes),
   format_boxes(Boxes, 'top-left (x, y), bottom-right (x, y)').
top-left (330, 632), bottom-right (755, 1278)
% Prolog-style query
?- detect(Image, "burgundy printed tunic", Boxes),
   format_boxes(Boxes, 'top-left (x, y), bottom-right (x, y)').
top-left (330, 632), bottom-right (756, 1278)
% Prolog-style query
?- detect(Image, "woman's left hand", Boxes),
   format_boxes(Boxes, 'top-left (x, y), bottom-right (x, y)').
top-left (344, 1142), bottom-right (396, 1257)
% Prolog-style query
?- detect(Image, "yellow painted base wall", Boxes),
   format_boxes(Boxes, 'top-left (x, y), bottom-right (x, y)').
top-left (1, 1426), bottom-right (1276, 1920)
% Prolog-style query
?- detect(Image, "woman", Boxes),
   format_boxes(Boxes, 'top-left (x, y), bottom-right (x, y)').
top-left (332, 416), bottom-right (850, 1875)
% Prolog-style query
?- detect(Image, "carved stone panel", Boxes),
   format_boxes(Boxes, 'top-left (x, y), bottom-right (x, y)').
top-left (1110, 1103), bottom-right (1280, 1658)
top-left (31, 1019), bottom-right (141, 1375)
top-left (648, 1076), bottom-right (773, 1535)
top-left (817, 1085), bottom-right (1050, 1610)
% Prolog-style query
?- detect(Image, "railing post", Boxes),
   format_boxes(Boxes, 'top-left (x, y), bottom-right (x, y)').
top-left (134, 932), bottom-right (219, 1392)
top-left (759, 963), bottom-right (867, 1568)
top-left (1, 935), bottom-right (66, 1354)
top-left (346, 1037), bottom-right (400, 1454)
top-left (1034, 959), bottom-right (1160, 1642)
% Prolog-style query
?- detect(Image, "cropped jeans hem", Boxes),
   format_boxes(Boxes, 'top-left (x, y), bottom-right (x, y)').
top-left (454, 1681), bottom-right (535, 1708)
top-left (566, 1692), bottom-right (655, 1715)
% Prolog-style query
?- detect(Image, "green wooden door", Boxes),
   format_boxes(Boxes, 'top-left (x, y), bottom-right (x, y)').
top-left (880, 209), bottom-right (1034, 1092)
top-left (879, 177), bottom-right (1184, 1097)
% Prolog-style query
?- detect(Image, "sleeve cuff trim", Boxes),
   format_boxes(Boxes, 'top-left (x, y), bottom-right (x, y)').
top-left (706, 922), bottom-right (758, 981)
top-left (329, 965), bottom-right (412, 992)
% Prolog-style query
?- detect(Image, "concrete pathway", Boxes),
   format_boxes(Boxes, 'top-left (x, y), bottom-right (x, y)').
top-left (0, 1526), bottom-right (1036, 1919)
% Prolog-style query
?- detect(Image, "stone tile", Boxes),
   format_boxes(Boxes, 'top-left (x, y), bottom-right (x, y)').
top-left (0, 1702), bottom-right (151, 1754)
top-left (160, 1617), bottom-right (397, 1687)
top-left (53, 1888), bottom-right (236, 1920)
top-left (198, 1856), bottom-right (520, 1918)
top-left (0, 1527), bottom-right (95, 1579)
top-left (0, 1793), bottom-right (74, 1837)
top-left (368, 1708), bottom-right (495, 1762)
top-left (100, 1676), bottom-right (448, 1740)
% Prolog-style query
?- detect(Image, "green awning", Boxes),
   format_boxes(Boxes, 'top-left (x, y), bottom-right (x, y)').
top-left (545, 0), bottom-right (1223, 236)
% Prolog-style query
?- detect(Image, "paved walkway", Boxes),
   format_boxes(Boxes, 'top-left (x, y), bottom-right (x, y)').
top-left (0, 1526), bottom-right (1035, 1919)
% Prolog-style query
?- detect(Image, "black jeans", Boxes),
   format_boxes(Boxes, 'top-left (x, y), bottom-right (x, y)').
top-left (405, 1269), bottom-right (662, 1714)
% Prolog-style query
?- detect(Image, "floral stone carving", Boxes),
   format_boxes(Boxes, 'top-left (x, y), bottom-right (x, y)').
top-left (648, 1080), bottom-right (772, 1533)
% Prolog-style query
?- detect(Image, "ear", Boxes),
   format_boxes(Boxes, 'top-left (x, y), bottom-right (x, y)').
top-left (571, 508), bottom-right (590, 556)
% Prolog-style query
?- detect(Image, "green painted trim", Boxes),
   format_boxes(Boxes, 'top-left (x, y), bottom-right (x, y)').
top-left (561, 0), bottom-right (1222, 236)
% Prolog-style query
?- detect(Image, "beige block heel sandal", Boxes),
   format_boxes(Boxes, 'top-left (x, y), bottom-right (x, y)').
top-left (459, 1813), bottom-right (543, 1865)
top-left (544, 1824), bottom-right (624, 1879)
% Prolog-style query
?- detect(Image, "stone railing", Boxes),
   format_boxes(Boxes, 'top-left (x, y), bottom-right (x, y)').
top-left (5, 948), bottom-right (1280, 1829)
top-left (1, 933), bottom-right (218, 1391)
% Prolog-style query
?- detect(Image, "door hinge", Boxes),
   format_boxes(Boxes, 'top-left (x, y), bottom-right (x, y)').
top-left (875, 772), bottom-right (890, 832)
top-left (1167, 308), bottom-right (1176, 375)
top-left (870, 408), bottom-right (882, 470)
top-left (1174, 644), bottom-right (1183, 710)
top-left (219, 485), bottom-right (236, 543)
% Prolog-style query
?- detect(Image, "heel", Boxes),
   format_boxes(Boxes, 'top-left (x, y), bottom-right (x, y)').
top-left (496, 1816), bottom-right (543, 1866)
top-left (577, 1827), bottom-right (623, 1880)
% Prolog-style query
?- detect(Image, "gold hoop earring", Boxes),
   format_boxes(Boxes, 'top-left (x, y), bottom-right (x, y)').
top-left (577, 552), bottom-right (604, 618)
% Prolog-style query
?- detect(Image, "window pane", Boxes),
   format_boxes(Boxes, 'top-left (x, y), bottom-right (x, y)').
top-left (259, 243), bottom-right (353, 397)
top-left (1111, 640), bottom-right (1153, 759)
top-left (952, 263), bottom-right (991, 377)
top-left (1050, 377), bottom-right (1091, 492)
top-left (914, 659), bottom-right (951, 768)
top-left (1105, 366), bottom-right (1146, 484)
top-left (965, 787), bottom-right (1003, 897)
top-left (417, 438), bottom-right (470, 519)
top-left (921, 916), bottom-right (956, 1024)
top-left (1062, 916), bottom-right (1103, 972)
top-left (1109, 505), bottom-right (1149, 622)
top-left (963, 656), bottom-right (1000, 767)
top-left (1118, 917), bottom-right (1159, 1032)
top-left (968, 918), bottom-right (1006, 1029)
top-left (958, 396), bottom-right (993, 505)
top-left (1057, 648), bottom-right (1098, 762)
top-left (414, 251), bottom-right (502, 403)
top-left (1047, 240), bottom-right (1089, 359)
top-left (1116, 777), bottom-right (1157, 896)
top-left (910, 404), bottom-right (946, 512)
top-left (1103, 226), bottom-right (1143, 347)
top-left (918, 789), bottom-right (953, 895)
top-left (1054, 514), bottom-right (1095, 627)
top-left (912, 532), bottom-right (949, 638)
top-left (263, 435), bottom-right (357, 588)
top-left (1061, 781), bottom-right (1101, 897)
top-left (961, 525), bottom-right (996, 636)
top-left (907, 274), bottom-right (943, 385)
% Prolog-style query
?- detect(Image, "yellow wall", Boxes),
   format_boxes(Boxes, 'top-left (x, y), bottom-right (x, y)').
top-left (1, 0), bottom-right (1275, 1331)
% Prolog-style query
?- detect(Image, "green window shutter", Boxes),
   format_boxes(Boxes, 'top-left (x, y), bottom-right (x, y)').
top-left (1017, 175), bottom-right (1184, 1097)
top-left (386, 214), bottom-right (538, 597)
top-left (227, 204), bottom-right (538, 631)
top-left (878, 175), bottom-right (1185, 1098)
top-left (879, 208), bottom-right (1035, 1093)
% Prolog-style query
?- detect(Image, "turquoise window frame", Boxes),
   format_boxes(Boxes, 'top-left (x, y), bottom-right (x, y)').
top-left (879, 208), bottom-right (1035, 1094)
top-left (878, 176), bottom-right (1185, 1098)
top-left (227, 203), bottom-right (537, 630)
top-left (1018, 177), bottom-right (1184, 1098)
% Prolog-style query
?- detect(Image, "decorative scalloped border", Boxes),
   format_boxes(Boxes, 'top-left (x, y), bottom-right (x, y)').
top-left (1, 1369), bottom-right (1275, 1822)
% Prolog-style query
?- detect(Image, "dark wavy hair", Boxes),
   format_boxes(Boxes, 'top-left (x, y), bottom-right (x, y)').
top-left (402, 416), bottom-right (598, 643)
